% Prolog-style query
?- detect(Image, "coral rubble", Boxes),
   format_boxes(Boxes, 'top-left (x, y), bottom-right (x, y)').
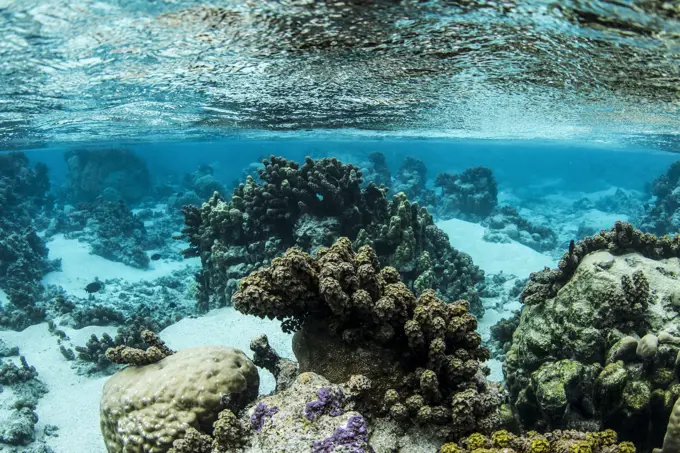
top-left (180, 155), bottom-right (484, 316)
top-left (435, 167), bottom-right (498, 221)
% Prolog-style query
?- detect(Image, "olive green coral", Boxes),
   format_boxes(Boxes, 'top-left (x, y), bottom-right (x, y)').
top-left (453, 430), bottom-right (634, 453)
top-left (233, 237), bottom-right (498, 438)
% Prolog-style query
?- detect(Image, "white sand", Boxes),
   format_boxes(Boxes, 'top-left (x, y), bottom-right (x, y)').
top-left (438, 218), bottom-right (556, 382)
top-left (0, 288), bottom-right (7, 305)
top-left (42, 234), bottom-right (200, 298)
top-left (437, 218), bottom-right (554, 276)
top-left (0, 309), bottom-right (291, 453)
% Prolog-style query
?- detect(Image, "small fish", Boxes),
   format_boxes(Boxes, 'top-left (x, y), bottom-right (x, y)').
top-left (150, 253), bottom-right (162, 261)
top-left (85, 281), bottom-right (102, 293)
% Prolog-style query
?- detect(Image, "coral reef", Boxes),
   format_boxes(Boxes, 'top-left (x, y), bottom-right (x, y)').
top-left (366, 152), bottom-right (392, 188)
top-left (521, 221), bottom-right (680, 306)
top-left (100, 345), bottom-right (259, 453)
top-left (483, 206), bottom-right (558, 252)
top-left (0, 347), bottom-right (48, 449)
top-left (640, 161), bottom-right (680, 235)
top-left (50, 198), bottom-right (155, 268)
top-left (183, 164), bottom-right (227, 199)
top-left (0, 152), bottom-right (60, 330)
top-left (655, 396), bottom-right (680, 453)
top-left (505, 224), bottom-right (680, 449)
top-left (105, 329), bottom-right (174, 366)
top-left (180, 155), bottom-right (483, 316)
top-left (442, 429), bottom-right (635, 453)
top-left (435, 167), bottom-right (498, 221)
top-left (392, 156), bottom-right (434, 206)
top-left (233, 238), bottom-right (499, 438)
top-left (63, 148), bottom-right (152, 203)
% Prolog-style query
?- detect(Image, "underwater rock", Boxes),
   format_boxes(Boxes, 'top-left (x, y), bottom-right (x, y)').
top-left (63, 148), bottom-right (152, 203)
top-left (505, 227), bottom-right (680, 449)
top-left (100, 345), bottom-right (259, 453)
top-left (233, 238), bottom-right (499, 438)
top-left (482, 206), bottom-right (558, 252)
top-left (180, 155), bottom-right (484, 316)
top-left (435, 167), bottom-right (498, 221)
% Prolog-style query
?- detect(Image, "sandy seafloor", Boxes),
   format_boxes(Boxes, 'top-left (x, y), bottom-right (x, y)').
top-left (0, 218), bottom-right (556, 453)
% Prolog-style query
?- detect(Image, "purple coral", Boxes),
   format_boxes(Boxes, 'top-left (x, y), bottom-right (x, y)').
top-left (250, 402), bottom-right (279, 432)
top-left (304, 387), bottom-right (345, 421)
top-left (311, 415), bottom-right (374, 453)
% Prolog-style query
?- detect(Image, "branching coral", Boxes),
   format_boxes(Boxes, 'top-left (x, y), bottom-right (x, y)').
top-left (435, 167), bottom-right (498, 221)
top-left (233, 238), bottom-right (498, 437)
top-left (180, 155), bottom-right (484, 316)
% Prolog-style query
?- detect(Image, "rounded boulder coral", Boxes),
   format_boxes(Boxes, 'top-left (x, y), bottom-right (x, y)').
top-left (100, 345), bottom-right (259, 453)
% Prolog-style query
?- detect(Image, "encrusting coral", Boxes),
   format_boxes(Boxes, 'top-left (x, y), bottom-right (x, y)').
top-left (105, 329), bottom-right (174, 366)
top-left (505, 222), bottom-right (680, 449)
top-left (179, 155), bottom-right (484, 316)
top-left (233, 237), bottom-right (500, 438)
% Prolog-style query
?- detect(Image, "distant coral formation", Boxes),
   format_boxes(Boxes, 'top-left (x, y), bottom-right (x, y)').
top-left (0, 152), bottom-right (60, 330)
top-left (63, 148), bottom-right (152, 203)
top-left (51, 198), bottom-right (156, 268)
top-left (640, 161), bottom-right (680, 235)
top-left (233, 237), bottom-right (500, 438)
top-left (435, 167), bottom-right (498, 221)
top-left (483, 206), bottom-right (558, 252)
top-left (392, 156), bottom-right (435, 206)
top-left (506, 222), bottom-right (680, 449)
top-left (180, 155), bottom-right (484, 316)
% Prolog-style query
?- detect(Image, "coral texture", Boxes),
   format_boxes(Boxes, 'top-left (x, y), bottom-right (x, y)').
top-left (180, 155), bottom-right (484, 315)
top-left (100, 346), bottom-right (259, 453)
top-left (233, 238), bottom-right (499, 438)
top-left (392, 156), bottom-right (434, 206)
top-left (506, 226), bottom-right (680, 449)
top-left (435, 167), bottom-right (498, 221)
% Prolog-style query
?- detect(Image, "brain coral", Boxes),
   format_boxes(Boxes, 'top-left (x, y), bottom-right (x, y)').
top-left (100, 346), bottom-right (259, 453)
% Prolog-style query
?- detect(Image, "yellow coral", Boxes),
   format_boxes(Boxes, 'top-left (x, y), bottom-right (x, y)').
top-left (568, 440), bottom-right (593, 453)
top-left (439, 443), bottom-right (462, 453)
top-left (598, 429), bottom-right (618, 447)
top-left (491, 430), bottom-right (512, 448)
top-left (467, 433), bottom-right (489, 450)
top-left (530, 437), bottom-right (550, 453)
top-left (617, 441), bottom-right (636, 453)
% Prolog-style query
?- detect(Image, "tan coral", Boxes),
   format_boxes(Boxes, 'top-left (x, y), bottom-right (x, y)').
top-left (100, 346), bottom-right (259, 453)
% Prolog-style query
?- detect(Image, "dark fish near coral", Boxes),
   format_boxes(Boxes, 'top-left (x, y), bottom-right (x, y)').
top-left (85, 281), bottom-right (102, 293)
top-left (150, 253), bottom-right (161, 261)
